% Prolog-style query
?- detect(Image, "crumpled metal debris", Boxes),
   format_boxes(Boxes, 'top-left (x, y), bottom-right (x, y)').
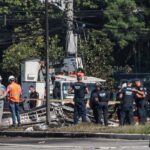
top-left (1, 102), bottom-right (118, 127)
top-left (25, 127), bottom-right (34, 132)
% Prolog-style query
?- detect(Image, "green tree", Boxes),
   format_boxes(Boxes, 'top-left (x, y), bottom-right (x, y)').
top-left (0, 0), bottom-right (64, 76)
top-left (48, 35), bottom-right (64, 63)
top-left (2, 35), bottom-right (64, 76)
top-left (2, 42), bottom-right (40, 76)
top-left (103, 0), bottom-right (145, 49)
top-left (1, 0), bottom-right (150, 78)
top-left (80, 30), bottom-right (114, 79)
top-left (75, 0), bottom-right (99, 9)
top-left (135, 0), bottom-right (150, 72)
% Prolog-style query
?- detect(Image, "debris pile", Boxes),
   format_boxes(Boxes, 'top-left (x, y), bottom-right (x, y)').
top-left (1, 102), bottom-right (118, 128)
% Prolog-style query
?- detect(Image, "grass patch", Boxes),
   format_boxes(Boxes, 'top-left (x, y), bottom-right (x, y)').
top-left (47, 123), bottom-right (150, 134)
top-left (1, 123), bottom-right (150, 134)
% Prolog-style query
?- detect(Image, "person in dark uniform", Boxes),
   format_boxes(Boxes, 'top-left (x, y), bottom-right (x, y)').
top-left (90, 82), bottom-right (101, 124)
top-left (53, 82), bottom-right (60, 99)
top-left (68, 76), bottom-right (89, 124)
top-left (119, 81), bottom-right (135, 126)
top-left (97, 84), bottom-right (110, 126)
top-left (134, 80), bottom-right (147, 125)
top-left (29, 85), bottom-right (39, 109)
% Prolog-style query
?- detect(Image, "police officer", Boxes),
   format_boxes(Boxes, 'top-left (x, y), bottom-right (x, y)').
top-left (90, 82), bottom-right (101, 124)
top-left (134, 79), bottom-right (147, 125)
top-left (119, 81), bottom-right (135, 126)
top-left (68, 76), bottom-right (89, 124)
top-left (97, 84), bottom-right (110, 126)
top-left (29, 85), bottom-right (39, 109)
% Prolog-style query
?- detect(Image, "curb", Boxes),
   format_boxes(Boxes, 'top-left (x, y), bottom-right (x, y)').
top-left (0, 131), bottom-right (150, 140)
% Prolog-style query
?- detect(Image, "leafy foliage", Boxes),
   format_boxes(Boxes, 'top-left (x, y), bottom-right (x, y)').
top-left (2, 42), bottom-right (40, 76)
top-left (48, 35), bottom-right (64, 62)
top-left (0, 0), bottom-right (64, 77)
top-left (0, 0), bottom-right (150, 79)
top-left (80, 30), bottom-right (114, 79)
top-left (75, 0), bottom-right (99, 9)
top-left (103, 0), bottom-right (145, 49)
top-left (2, 35), bottom-right (64, 76)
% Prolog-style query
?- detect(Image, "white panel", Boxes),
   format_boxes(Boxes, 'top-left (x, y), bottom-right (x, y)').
top-left (25, 61), bottom-right (40, 81)
top-left (35, 82), bottom-right (45, 100)
top-left (35, 82), bottom-right (45, 107)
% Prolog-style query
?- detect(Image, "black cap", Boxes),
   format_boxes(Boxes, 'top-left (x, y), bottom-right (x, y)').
top-left (134, 79), bottom-right (141, 82)
top-left (127, 80), bottom-right (132, 84)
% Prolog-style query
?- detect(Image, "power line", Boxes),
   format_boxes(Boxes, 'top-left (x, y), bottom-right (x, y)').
top-left (76, 20), bottom-right (150, 33)
top-left (0, 9), bottom-right (145, 14)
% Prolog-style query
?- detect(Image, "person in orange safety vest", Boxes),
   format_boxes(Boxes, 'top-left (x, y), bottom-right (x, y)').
top-left (7, 75), bottom-right (22, 127)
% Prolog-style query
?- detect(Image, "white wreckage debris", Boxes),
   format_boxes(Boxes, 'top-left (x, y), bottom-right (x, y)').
top-left (1, 102), bottom-right (118, 127)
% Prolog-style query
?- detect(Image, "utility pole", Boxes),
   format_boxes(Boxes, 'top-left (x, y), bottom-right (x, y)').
top-left (45, 0), bottom-right (50, 125)
top-left (65, 0), bottom-right (76, 56)
top-left (61, 0), bottom-right (83, 72)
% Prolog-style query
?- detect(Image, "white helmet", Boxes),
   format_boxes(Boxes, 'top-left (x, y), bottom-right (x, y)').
top-left (8, 75), bottom-right (15, 81)
top-left (0, 75), bottom-right (2, 81)
top-left (122, 83), bottom-right (127, 88)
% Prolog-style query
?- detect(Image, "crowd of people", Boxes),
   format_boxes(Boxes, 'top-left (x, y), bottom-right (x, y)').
top-left (0, 75), bottom-right (40, 127)
top-left (0, 73), bottom-right (149, 128)
top-left (70, 76), bottom-right (148, 126)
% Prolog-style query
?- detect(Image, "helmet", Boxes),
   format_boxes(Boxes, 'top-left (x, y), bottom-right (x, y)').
top-left (8, 75), bottom-right (15, 81)
top-left (0, 75), bottom-right (2, 81)
top-left (122, 83), bottom-right (127, 88)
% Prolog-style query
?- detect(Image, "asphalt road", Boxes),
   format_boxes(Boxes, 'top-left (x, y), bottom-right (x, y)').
top-left (0, 137), bottom-right (149, 150)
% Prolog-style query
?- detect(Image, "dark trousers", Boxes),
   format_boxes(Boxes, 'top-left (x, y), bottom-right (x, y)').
top-left (98, 102), bottom-right (108, 126)
top-left (137, 100), bottom-right (146, 125)
top-left (74, 99), bottom-right (87, 124)
top-left (120, 104), bottom-right (133, 126)
top-left (9, 101), bottom-right (21, 126)
top-left (92, 104), bottom-right (99, 124)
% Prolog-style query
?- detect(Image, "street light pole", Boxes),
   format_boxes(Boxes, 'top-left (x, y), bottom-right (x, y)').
top-left (45, 0), bottom-right (50, 125)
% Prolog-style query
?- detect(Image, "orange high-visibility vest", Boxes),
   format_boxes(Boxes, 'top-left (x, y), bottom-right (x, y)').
top-left (7, 82), bottom-right (22, 103)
